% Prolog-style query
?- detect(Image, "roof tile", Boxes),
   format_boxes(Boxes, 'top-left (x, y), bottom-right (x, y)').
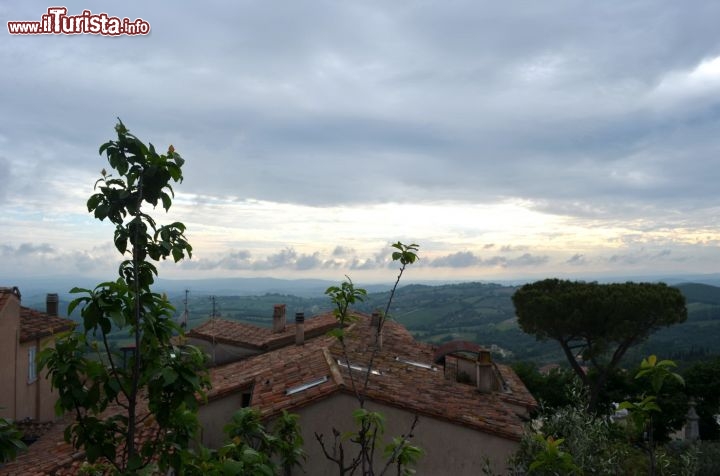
top-left (19, 307), bottom-right (75, 343)
top-left (207, 313), bottom-right (537, 441)
top-left (4, 311), bottom-right (537, 475)
top-left (187, 311), bottom-right (338, 350)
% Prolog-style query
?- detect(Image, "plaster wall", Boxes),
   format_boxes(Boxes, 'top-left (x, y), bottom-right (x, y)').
top-left (199, 391), bottom-right (519, 475)
top-left (0, 297), bottom-right (20, 419)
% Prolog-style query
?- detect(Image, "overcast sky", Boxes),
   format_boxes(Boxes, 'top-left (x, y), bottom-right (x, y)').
top-left (2, 1), bottom-right (720, 285)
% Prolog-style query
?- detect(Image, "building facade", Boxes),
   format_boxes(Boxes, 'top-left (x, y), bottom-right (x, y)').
top-left (0, 287), bottom-right (74, 422)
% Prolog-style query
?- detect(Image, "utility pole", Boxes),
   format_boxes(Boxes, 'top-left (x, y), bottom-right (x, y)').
top-left (210, 295), bottom-right (217, 364)
top-left (180, 289), bottom-right (189, 329)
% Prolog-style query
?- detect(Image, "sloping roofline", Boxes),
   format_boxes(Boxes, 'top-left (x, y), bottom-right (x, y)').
top-left (206, 313), bottom-right (537, 441)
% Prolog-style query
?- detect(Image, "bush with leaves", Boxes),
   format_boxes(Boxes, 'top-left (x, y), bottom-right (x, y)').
top-left (0, 416), bottom-right (26, 463)
top-left (526, 434), bottom-right (581, 475)
top-left (183, 408), bottom-right (305, 476)
top-left (509, 357), bottom-right (699, 476)
top-left (694, 441), bottom-right (720, 476)
top-left (510, 390), bottom-right (628, 475)
top-left (619, 356), bottom-right (686, 476)
top-left (39, 121), bottom-right (209, 474)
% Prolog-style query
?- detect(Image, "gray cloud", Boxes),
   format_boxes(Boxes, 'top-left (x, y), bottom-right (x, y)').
top-left (220, 251), bottom-right (253, 270)
top-left (332, 246), bottom-right (355, 257)
top-left (180, 250), bottom-right (252, 271)
top-left (0, 243), bottom-right (55, 256)
top-left (69, 250), bottom-right (107, 273)
top-left (500, 245), bottom-right (528, 253)
top-left (0, 156), bottom-right (10, 203)
top-left (254, 248), bottom-right (298, 270)
top-left (295, 252), bottom-right (322, 271)
top-left (3, 1), bottom-right (720, 215)
top-left (507, 253), bottom-right (550, 267)
top-left (566, 254), bottom-right (587, 266)
top-left (181, 247), bottom-right (344, 272)
top-left (608, 248), bottom-right (675, 266)
top-left (428, 251), bottom-right (549, 269)
top-left (474, 254), bottom-right (550, 269)
top-left (430, 251), bottom-right (480, 268)
top-left (349, 258), bottom-right (378, 270)
top-left (3, 1), bottom-right (720, 281)
top-left (350, 249), bottom-right (389, 270)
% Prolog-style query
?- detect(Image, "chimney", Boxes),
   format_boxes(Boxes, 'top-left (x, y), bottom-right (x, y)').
top-left (295, 312), bottom-right (305, 345)
top-left (370, 311), bottom-right (381, 327)
top-left (476, 349), bottom-right (496, 393)
top-left (273, 304), bottom-right (287, 333)
top-left (46, 293), bottom-right (59, 316)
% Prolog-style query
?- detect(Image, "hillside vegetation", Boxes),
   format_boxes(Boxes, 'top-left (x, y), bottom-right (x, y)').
top-left (162, 281), bottom-right (720, 365)
top-left (29, 281), bottom-right (720, 365)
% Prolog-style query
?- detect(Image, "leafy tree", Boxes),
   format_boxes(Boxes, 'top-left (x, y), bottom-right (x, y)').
top-left (512, 279), bottom-right (687, 411)
top-left (316, 242), bottom-right (423, 476)
top-left (511, 362), bottom-right (579, 412)
top-left (0, 416), bottom-right (26, 463)
top-left (40, 121), bottom-right (209, 474)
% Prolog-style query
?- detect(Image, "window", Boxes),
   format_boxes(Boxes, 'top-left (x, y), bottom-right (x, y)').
top-left (241, 391), bottom-right (252, 408)
top-left (394, 356), bottom-right (437, 371)
top-left (286, 376), bottom-right (329, 395)
top-left (28, 346), bottom-right (37, 383)
top-left (336, 359), bottom-right (382, 376)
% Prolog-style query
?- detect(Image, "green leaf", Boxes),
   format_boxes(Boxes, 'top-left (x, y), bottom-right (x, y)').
top-left (161, 192), bottom-right (172, 212)
top-left (162, 368), bottom-right (178, 386)
top-left (114, 229), bottom-right (128, 254)
top-left (172, 247), bottom-right (184, 262)
top-left (222, 459), bottom-right (245, 475)
top-left (127, 453), bottom-right (143, 471)
top-left (86, 194), bottom-right (103, 212)
top-left (93, 203), bottom-right (109, 220)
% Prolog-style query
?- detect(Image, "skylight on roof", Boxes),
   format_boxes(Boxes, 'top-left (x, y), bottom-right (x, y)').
top-left (285, 375), bottom-right (329, 395)
top-left (395, 356), bottom-right (437, 371)
top-left (336, 359), bottom-right (382, 376)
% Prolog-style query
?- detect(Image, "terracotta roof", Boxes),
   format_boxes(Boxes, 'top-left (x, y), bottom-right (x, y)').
top-left (19, 306), bottom-right (75, 343)
top-left (3, 313), bottom-right (536, 475)
top-left (0, 416), bottom-right (82, 475)
top-left (433, 340), bottom-right (487, 363)
top-left (187, 311), bottom-right (339, 351)
top-left (208, 313), bottom-right (537, 442)
top-left (2, 401), bottom-right (160, 475)
top-left (0, 287), bottom-right (75, 343)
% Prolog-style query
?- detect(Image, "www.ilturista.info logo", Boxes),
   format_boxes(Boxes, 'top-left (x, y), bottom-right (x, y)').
top-left (7, 7), bottom-right (150, 36)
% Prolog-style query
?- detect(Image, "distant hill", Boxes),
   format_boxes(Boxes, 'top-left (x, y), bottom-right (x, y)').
top-left (16, 278), bottom-right (720, 366)
top-left (163, 280), bottom-right (720, 365)
top-left (674, 282), bottom-right (720, 305)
